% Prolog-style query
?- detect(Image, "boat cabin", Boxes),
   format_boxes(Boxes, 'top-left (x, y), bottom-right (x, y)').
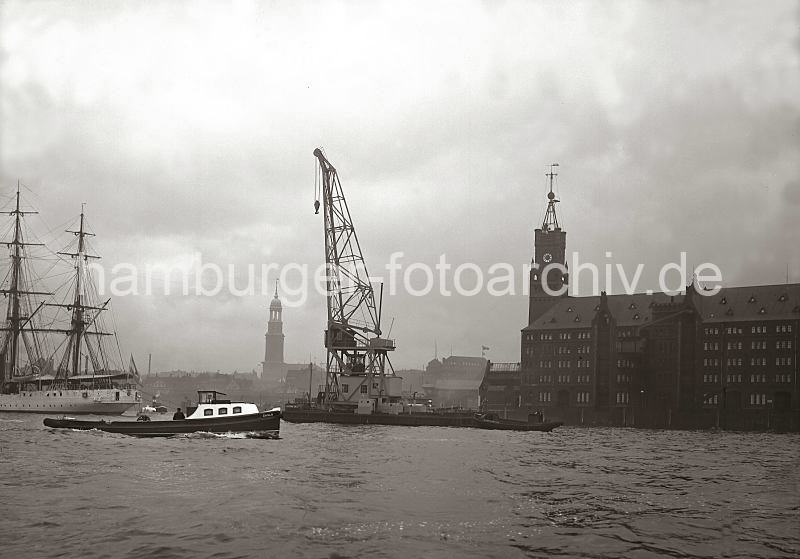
top-left (185, 390), bottom-right (260, 419)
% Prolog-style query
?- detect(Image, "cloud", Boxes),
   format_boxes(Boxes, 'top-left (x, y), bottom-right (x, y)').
top-left (1, 0), bottom-right (798, 371)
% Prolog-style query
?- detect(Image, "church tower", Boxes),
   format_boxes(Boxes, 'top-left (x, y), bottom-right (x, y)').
top-left (263, 281), bottom-right (285, 379)
top-left (528, 164), bottom-right (569, 324)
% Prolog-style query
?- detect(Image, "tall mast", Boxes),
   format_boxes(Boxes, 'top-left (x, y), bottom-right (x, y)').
top-left (57, 206), bottom-right (99, 379)
top-left (1, 183), bottom-right (48, 385)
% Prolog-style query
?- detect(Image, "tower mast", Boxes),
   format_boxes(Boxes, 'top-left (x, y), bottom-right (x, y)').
top-left (542, 163), bottom-right (560, 231)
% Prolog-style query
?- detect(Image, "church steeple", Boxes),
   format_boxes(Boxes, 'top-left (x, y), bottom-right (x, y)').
top-left (528, 163), bottom-right (569, 325)
top-left (269, 280), bottom-right (282, 324)
top-left (263, 280), bottom-right (285, 379)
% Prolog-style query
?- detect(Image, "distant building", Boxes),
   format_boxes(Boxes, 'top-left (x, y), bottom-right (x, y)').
top-left (396, 368), bottom-right (425, 397)
top-left (284, 363), bottom-right (326, 402)
top-left (479, 362), bottom-right (521, 416)
top-left (423, 356), bottom-right (487, 409)
top-left (259, 283), bottom-right (316, 388)
top-left (263, 283), bottom-right (285, 381)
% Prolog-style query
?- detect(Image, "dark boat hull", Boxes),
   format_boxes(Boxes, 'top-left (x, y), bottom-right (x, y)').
top-left (282, 407), bottom-right (560, 431)
top-left (43, 410), bottom-right (281, 437)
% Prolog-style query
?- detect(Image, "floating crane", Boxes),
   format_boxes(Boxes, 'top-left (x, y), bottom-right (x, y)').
top-left (312, 148), bottom-right (397, 407)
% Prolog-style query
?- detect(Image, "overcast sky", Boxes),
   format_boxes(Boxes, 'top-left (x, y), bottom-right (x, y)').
top-left (1, 0), bottom-right (798, 373)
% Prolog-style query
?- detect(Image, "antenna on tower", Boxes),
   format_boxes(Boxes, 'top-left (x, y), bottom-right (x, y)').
top-left (542, 163), bottom-right (560, 231)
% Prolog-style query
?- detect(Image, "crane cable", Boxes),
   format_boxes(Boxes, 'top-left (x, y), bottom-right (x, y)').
top-left (313, 160), bottom-right (321, 214)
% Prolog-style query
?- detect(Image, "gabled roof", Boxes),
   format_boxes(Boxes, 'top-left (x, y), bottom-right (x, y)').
top-left (523, 283), bottom-right (800, 330)
top-left (694, 283), bottom-right (800, 323)
top-left (524, 292), bottom-right (682, 331)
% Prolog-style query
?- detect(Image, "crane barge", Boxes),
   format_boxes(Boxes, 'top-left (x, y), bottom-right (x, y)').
top-left (281, 149), bottom-right (561, 431)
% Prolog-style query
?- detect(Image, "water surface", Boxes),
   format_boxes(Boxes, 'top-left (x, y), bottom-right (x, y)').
top-left (1, 415), bottom-right (798, 558)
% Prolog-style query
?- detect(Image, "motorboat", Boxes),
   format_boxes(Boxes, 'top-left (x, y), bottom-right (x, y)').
top-left (43, 390), bottom-right (281, 438)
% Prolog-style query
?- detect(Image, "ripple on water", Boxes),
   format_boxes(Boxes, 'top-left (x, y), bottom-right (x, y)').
top-left (0, 418), bottom-right (798, 559)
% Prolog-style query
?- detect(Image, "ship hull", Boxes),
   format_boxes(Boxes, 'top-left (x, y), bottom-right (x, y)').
top-left (282, 407), bottom-right (561, 431)
top-left (0, 388), bottom-right (138, 415)
top-left (43, 410), bottom-right (281, 437)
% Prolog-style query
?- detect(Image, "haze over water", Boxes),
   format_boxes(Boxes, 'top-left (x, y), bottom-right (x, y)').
top-left (1, 416), bottom-right (798, 558)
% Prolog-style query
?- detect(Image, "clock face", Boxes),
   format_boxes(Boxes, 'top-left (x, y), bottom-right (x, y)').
top-left (542, 252), bottom-right (553, 263)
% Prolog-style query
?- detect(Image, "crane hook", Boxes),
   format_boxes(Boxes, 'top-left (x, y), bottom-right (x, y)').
top-left (314, 200), bottom-right (320, 214)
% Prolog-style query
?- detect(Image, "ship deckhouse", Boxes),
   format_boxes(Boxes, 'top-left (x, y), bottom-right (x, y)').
top-left (186, 390), bottom-right (260, 419)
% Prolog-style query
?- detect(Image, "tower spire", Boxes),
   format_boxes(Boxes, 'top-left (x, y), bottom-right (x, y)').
top-left (274, 279), bottom-right (279, 299)
top-left (542, 163), bottom-right (560, 231)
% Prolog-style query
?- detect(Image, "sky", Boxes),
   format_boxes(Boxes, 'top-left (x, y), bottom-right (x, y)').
top-left (1, 0), bottom-right (798, 373)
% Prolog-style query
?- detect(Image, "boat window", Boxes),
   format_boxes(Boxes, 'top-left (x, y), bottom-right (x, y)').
top-left (218, 408), bottom-right (228, 415)
top-left (233, 406), bottom-right (242, 414)
top-left (204, 409), bottom-right (213, 416)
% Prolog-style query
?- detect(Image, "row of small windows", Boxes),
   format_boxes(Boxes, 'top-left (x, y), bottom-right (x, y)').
top-left (750, 394), bottom-right (768, 406)
top-left (703, 374), bottom-right (719, 383)
top-left (557, 375), bottom-right (570, 384)
top-left (617, 359), bottom-right (635, 369)
top-left (722, 374), bottom-right (794, 383)
top-left (203, 406), bottom-right (243, 416)
top-left (537, 392), bottom-right (552, 402)
top-left (533, 331), bottom-right (591, 341)
top-left (576, 375), bottom-right (591, 384)
top-left (537, 375), bottom-right (553, 384)
top-left (777, 341), bottom-right (793, 349)
top-left (577, 360), bottom-right (590, 368)
top-left (704, 342), bottom-right (721, 350)
top-left (577, 346), bottom-right (591, 354)
top-left (615, 392), bottom-right (629, 404)
top-left (776, 357), bottom-right (793, 366)
top-left (340, 384), bottom-right (375, 394)
top-left (703, 394), bottom-right (719, 405)
top-left (576, 392), bottom-right (591, 404)
top-left (711, 325), bottom-right (794, 336)
top-left (618, 328), bottom-right (637, 339)
top-left (616, 373), bottom-right (631, 383)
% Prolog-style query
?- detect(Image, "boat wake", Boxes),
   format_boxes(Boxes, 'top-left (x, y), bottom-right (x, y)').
top-left (179, 431), bottom-right (280, 440)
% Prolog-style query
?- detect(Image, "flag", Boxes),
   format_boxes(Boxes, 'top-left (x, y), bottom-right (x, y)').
top-left (481, 345), bottom-right (490, 351)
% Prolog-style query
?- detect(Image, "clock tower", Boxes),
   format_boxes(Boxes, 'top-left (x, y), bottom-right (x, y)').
top-left (528, 164), bottom-right (568, 324)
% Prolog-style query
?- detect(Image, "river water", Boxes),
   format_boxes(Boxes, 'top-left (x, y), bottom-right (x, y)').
top-left (0, 414), bottom-right (798, 558)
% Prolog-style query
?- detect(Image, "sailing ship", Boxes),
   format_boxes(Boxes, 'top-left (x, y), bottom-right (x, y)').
top-left (0, 185), bottom-right (140, 414)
